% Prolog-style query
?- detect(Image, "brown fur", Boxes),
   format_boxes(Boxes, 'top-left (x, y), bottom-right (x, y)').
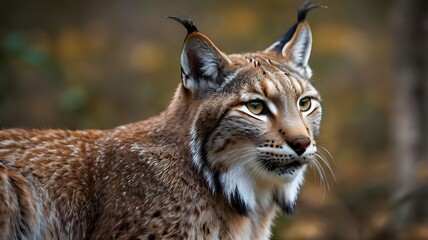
top-left (0, 2), bottom-right (325, 239)
top-left (0, 87), bottom-right (284, 239)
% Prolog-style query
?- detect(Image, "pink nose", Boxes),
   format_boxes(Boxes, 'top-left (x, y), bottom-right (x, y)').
top-left (287, 137), bottom-right (311, 156)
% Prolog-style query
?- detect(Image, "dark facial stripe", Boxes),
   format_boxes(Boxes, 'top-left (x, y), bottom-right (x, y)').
top-left (283, 202), bottom-right (296, 215)
top-left (274, 192), bottom-right (297, 216)
top-left (230, 186), bottom-right (249, 216)
top-left (197, 106), bottom-right (232, 192)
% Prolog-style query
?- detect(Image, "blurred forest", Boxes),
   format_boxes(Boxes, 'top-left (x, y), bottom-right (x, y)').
top-left (0, 0), bottom-right (427, 239)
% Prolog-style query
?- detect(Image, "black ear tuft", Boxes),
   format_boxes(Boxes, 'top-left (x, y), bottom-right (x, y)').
top-left (174, 17), bottom-right (231, 95)
top-left (264, 1), bottom-right (325, 78)
top-left (167, 16), bottom-right (198, 34)
top-left (265, 1), bottom-right (325, 54)
top-left (297, 1), bottom-right (326, 23)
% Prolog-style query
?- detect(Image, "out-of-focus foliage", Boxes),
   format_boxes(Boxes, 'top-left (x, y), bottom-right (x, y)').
top-left (1, 0), bottom-right (427, 239)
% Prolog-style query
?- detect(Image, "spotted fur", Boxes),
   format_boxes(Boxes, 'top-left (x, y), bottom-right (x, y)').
top-left (0, 2), bottom-right (324, 239)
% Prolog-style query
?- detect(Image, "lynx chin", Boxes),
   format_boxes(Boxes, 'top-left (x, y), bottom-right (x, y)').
top-left (0, 2), bottom-right (329, 239)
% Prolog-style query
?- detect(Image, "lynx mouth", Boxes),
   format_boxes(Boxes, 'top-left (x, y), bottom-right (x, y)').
top-left (260, 158), bottom-right (306, 172)
top-left (273, 161), bottom-right (306, 176)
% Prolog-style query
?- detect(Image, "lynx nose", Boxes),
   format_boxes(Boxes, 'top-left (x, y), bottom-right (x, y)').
top-left (287, 137), bottom-right (311, 156)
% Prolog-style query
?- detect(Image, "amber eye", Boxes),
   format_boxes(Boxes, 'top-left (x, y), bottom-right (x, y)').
top-left (298, 97), bottom-right (312, 112)
top-left (246, 101), bottom-right (264, 115)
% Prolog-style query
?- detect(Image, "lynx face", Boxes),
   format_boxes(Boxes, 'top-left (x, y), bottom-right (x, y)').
top-left (172, 3), bottom-right (324, 216)
top-left (191, 57), bottom-right (322, 214)
top-left (206, 57), bottom-right (322, 180)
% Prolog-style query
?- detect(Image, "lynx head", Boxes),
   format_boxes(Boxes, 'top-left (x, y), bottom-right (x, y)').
top-left (170, 2), bottom-right (325, 216)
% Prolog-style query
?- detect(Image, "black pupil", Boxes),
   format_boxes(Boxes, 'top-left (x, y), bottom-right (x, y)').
top-left (300, 98), bottom-right (308, 107)
top-left (252, 102), bottom-right (260, 109)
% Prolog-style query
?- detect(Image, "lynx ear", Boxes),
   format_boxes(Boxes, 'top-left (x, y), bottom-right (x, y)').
top-left (264, 1), bottom-right (325, 78)
top-left (169, 17), bottom-right (232, 95)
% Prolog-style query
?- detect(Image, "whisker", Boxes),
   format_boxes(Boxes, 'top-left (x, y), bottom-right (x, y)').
top-left (218, 146), bottom-right (257, 155)
top-left (318, 145), bottom-right (335, 165)
top-left (315, 152), bottom-right (337, 183)
top-left (312, 158), bottom-right (327, 190)
top-left (311, 161), bottom-right (322, 183)
top-left (314, 156), bottom-right (330, 190)
top-left (222, 150), bottom-right (261, 180)
top-left (232, 152), bottom-right (258, 167)
top-left (314, 159), bottom-right (330, 191)
top-left (310, 159), bottom-right (327, 200)
top-left (309, 163), bottom-right (318, 181)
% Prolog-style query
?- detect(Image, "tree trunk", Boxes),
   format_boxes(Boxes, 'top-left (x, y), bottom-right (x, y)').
top-left (391, 0), bottom-right (427, 238)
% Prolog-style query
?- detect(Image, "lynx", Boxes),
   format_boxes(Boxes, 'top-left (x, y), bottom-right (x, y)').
top-left (0, 2), bottom-right (327, 239)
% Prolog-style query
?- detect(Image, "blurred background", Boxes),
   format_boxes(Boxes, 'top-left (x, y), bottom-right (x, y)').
top-left (0, 0), bottom-right (426, 239)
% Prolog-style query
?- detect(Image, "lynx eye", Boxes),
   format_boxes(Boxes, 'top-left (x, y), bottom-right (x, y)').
top-left (246, 101), bottom-right (265, 115)
top-left (298, 97), bottom-right (312, 112)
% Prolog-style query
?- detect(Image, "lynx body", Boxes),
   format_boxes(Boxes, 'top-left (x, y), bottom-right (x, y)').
top-left (0, 3), bottom-right (325, 239)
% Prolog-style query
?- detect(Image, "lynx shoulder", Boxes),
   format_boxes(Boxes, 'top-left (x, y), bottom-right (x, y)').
top-left (0, 2), bottom-right (326, 239)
